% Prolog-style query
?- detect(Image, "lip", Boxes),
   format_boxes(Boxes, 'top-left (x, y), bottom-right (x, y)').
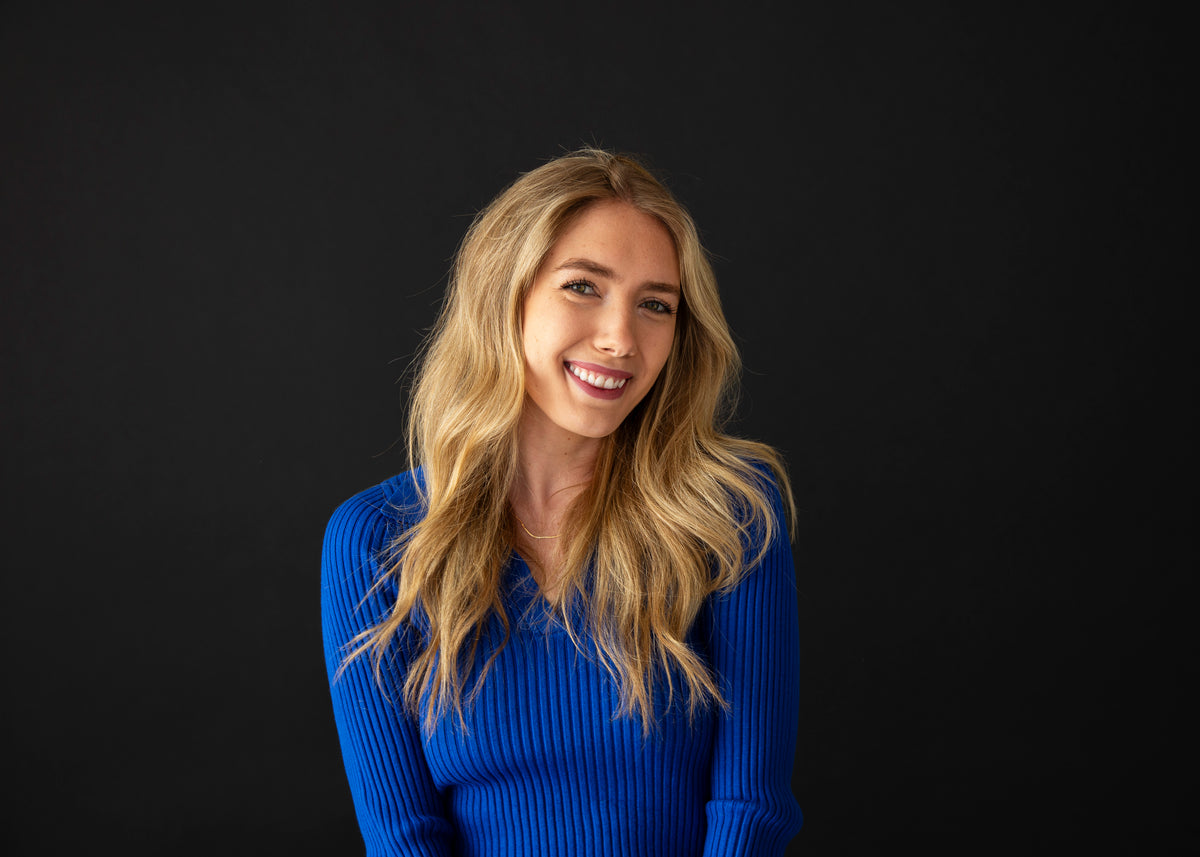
top-left (567, 361), bottom-right (633, 380)
top-left (564, 361), bottom-right (630, 400)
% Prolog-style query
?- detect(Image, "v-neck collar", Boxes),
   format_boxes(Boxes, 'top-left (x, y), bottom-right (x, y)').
top-left (505, 550), bottom-right (575, 635)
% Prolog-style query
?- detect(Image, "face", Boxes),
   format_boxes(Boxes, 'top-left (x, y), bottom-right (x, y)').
top-left (521, 199), bottom-right (680, 442)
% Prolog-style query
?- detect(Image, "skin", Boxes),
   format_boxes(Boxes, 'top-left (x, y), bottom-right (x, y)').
top-left (512, 199), bottom-right (680, 597)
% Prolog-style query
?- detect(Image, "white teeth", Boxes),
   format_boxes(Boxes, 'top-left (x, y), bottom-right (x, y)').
top-left (569, 364), bottom-right (628, 390)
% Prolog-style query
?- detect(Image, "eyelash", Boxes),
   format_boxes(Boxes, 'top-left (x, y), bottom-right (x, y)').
top-left (561, 279), bottom-right (676, 315)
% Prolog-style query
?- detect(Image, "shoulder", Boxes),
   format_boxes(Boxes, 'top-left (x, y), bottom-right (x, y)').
top-left (708, 458), bottom-right (797, 610)
top-left (719, 456), bottom-right (793, 585)
top-left (325, 467), bottom-right (426, 538)
top-left (745, 458), bottom-right (784, 502)
top-left (321, 468), bottom-right (427, 592)
top-left (731, 457), bottom-right (790, 533)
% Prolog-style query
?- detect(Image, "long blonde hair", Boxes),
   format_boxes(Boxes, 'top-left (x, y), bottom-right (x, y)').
top-left (345, 148), bottom-right (794, 733)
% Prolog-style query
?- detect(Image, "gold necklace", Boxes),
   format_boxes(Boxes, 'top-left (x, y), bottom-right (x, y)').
top-left (513, 512), bottom-right (559, 540)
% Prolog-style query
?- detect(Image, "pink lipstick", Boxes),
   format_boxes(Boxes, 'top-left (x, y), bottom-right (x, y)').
top-left (564, 361), bottom-right (631, 400)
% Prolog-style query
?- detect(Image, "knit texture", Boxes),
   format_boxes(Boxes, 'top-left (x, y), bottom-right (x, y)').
top-left (321, 469), bottom-right (802, 856)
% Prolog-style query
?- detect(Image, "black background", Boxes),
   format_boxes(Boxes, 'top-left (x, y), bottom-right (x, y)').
top-left (1, 3), bottom-right (1185, 854)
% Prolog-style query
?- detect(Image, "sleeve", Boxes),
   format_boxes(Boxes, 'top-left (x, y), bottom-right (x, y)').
top-left (321, 487), bottom-right (455, 857)
top-left (702, 475), bottom-right (804, 856)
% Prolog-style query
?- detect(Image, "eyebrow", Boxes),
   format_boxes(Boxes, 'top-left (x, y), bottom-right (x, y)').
top-left (554, 257), bottom-right (681, 297)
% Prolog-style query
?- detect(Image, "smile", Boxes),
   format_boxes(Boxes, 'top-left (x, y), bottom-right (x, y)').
top-left (568, 363), bottom-right (628, 390)
top-left (564, 361), bottom-right (631, 401)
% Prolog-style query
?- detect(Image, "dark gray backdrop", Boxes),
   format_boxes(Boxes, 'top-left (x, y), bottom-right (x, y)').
top-left (1, 3), bottom-right (1183, 854)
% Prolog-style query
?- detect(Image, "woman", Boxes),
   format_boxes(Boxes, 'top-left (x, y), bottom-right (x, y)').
top-left (322, 148), bottom-right (802, 855)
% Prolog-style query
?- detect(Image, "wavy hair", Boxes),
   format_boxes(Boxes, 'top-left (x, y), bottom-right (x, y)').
top-left (343, 148), bottom-right (795, 733)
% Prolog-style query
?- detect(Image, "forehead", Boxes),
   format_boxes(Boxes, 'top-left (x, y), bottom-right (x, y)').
top-left (544, 201), bottom-right (680, 282)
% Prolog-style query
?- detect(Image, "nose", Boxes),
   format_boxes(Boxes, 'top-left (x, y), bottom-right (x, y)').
top-left (594, 303), bottom-right (637, 357)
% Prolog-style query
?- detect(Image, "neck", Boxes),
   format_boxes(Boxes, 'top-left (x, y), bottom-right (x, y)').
top-left (511, 404), bottom-right (598, 520)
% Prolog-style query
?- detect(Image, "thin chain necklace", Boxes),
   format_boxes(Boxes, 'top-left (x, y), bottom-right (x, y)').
top-left (513, 512), bottom-right (559, 540)
top-left (510, 477), bottom-right (587, 541)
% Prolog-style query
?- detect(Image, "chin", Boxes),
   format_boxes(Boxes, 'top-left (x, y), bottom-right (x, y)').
top-left (522, 391), bottom-right (645, 442)
top-left (565, 418), bottom-right (625, 440)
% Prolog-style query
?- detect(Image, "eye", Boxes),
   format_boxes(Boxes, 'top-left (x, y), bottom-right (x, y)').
top-left (562, 279), bottom-right (597, 296)
top-left (641, 298), bottom-right (676, 315)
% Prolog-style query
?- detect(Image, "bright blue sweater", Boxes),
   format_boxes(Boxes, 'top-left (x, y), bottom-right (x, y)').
top-left (321, 469), bottom-right (802, 856)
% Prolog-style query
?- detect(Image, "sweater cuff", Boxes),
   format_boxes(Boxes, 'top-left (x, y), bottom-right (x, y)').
top-left (702, 798), bottom-right (803, 857)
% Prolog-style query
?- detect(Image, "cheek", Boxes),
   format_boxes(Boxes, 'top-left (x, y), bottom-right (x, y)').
top-left (650, 326), bottom-right (677, 375)
top-left (525, 330), bottom-right (552, 368)
top-left (521, 298), bottom-right (561, 365)
top-left (520, 313), bottom-right (542, 364)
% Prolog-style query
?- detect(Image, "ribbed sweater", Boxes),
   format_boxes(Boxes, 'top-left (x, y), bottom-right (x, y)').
top-left (321, 469), bottom-right (802, 856)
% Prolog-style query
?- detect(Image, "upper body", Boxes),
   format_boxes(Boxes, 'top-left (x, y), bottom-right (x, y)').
top-left (321, 149), bottom-right (803, 855)
top-left (322, 467), bottom-right (802, 856)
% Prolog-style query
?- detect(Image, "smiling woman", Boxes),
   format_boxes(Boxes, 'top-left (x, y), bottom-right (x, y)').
top-left (321, 149), bottom-right (803, 856)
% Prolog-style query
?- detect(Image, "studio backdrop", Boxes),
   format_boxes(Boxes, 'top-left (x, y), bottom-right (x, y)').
top-left (1, 3), bottom-right (1182, 855)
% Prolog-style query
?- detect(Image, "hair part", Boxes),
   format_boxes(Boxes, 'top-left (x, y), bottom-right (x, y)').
top-left (339, 148), bottom-right (795, 734)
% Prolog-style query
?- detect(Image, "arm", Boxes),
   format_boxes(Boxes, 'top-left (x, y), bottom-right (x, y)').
top-left (702, 477), bottom-right (804, 856)
top-left (321, 486), bottom-right (454, 857)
